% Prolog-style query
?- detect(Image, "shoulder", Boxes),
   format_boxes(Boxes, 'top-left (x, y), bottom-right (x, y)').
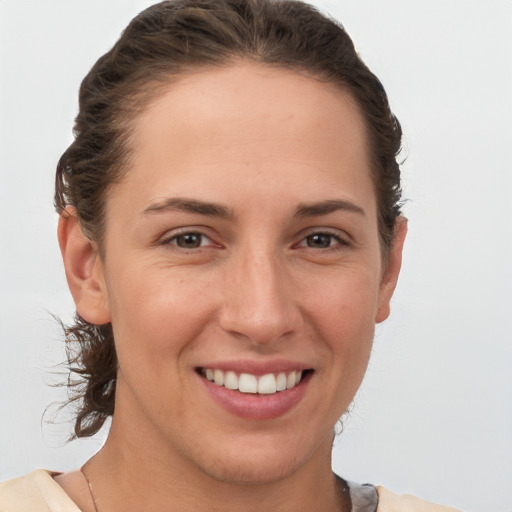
top-left (376, 486), bottom-right (462, 512)
top-left (338, 476), bottom-right (462, 512)
top-left (0, 469), bottom-right (81, 512)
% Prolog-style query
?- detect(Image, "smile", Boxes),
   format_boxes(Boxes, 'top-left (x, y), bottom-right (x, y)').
top-left (200, 368), bottom-right (305, 394)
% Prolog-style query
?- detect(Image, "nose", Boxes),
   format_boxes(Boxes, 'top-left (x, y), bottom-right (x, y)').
top-left (218, 246), bottom-right (302, 346)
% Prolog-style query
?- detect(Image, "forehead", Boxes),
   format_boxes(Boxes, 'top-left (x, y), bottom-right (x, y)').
top-left (114, 62), bottom-right (374, 217)
top-left (135, 62), bottom-right (367, 156)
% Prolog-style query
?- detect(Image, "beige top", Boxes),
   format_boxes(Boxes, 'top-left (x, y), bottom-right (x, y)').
top-left (0, 470), bottom-right (81, 512)
top-left (0, 470), bottom-right (462, 511)
top-left (376, 486), bottom-right (461, 512)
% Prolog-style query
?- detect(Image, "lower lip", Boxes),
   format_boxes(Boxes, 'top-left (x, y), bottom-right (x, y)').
top-left (199, 372), bottom-right (311, 420)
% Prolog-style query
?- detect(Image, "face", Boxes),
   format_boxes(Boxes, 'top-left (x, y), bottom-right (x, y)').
top-left (76, 63), bottom-right (403, 484)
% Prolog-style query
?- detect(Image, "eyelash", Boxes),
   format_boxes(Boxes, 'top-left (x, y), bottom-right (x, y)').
top-left (295, 229), bottom-right (349, 251)
top-left (160, 229), bottom-right (216, 250)
top-left (160, 228), bottom-right (349, 252)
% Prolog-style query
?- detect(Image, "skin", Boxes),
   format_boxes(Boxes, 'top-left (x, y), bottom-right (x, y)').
top-left (58, 62), bottom-right (406, 512)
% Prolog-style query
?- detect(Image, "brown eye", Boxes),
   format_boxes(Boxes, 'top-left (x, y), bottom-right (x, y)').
top-left (172, 233), bottom-right (206, 248)
top-left (305, 233), bottom-right (336, 248)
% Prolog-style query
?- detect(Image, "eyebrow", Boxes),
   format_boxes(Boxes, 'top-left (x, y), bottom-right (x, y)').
top-left (143, 197), bottom-right (365, 219)
top-left (143, 197), bottom-right (234, 219)
top-left (294, 199), bottom-right (365, 217)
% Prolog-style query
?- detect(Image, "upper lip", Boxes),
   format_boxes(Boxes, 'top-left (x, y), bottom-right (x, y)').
top-left (196, 359), bottom-right (313, 376)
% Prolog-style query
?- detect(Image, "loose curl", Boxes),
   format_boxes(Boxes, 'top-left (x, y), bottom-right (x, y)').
top-left (55, 0), bottom-right (403, 437)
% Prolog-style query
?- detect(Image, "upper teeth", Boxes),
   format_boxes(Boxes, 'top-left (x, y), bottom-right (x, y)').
top-left (203, 369), bottom-right (303, 394)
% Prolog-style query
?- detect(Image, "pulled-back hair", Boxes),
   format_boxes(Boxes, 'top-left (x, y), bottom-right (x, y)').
top-left (55, 0), bottom-right (403, 438)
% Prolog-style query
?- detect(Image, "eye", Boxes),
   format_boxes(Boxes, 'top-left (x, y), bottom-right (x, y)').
top-left (297, 231), bottom-right (347, 249)
top-left (166, 231), bottom-right (213, 249)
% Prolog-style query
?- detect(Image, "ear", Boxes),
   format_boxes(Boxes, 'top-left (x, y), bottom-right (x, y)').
top-left (375, 216), bottom-right (407, 324)
top-left (58, 210), bottom-right (111, 325)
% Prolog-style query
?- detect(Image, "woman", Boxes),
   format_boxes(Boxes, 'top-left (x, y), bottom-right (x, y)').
top-left (0, 0), bottom-right (461, 510)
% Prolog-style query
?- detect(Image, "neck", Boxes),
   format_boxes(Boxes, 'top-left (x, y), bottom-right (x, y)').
top-left (85, 421), bottom-right (350, 512)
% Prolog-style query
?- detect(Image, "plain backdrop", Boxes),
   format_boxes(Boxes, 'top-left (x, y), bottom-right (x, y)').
top-left (1, 1), bottom-right (511, 511)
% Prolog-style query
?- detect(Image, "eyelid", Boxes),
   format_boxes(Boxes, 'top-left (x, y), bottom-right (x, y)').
top-left (158, 226), bottom-right (220, 248)
top-left (294, 227), bottom-right (351, 249)
top-left (156, 226), bottom-right (351, 250)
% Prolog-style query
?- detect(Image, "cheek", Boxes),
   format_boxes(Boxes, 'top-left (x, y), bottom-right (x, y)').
top-left (105, 268), bottom-right (215, 371)
top-left (305, 269), bottom-right (380, 372)
top-left (305, 264), bottom-right (380, 330)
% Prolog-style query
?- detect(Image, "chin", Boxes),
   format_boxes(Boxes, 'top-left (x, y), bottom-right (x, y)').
top-left (180, 429), bottom-right (328, 486)
top-left (199, 451), bottom-right (307, 486)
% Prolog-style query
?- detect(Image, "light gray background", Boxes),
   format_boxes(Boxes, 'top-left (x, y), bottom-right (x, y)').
top-left (1, 1), bottom-right (511, 511)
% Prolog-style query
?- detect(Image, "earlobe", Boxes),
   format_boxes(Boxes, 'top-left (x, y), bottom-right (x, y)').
top-left (58, 210), bottom-right (111, 325)
top-left (375, 216), bottom-right (407, 324)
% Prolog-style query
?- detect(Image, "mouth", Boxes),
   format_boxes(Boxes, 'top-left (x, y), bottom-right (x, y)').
top-left (196, 364), bottom-right (314, 420)
top-left (198, 368), bottom-right (313, 395)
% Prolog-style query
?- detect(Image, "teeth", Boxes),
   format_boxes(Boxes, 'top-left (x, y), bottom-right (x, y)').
top-left (257, 373), bottom-right (276, 394)
top-left (239, 373), bottom-right (258, 393)
top-left (286, 371), bottom-right (296, 389)
top-left (214, 369), bottom-right (224, 386)
top-left (276, 372), bottom-right (287, 391)
top-left (224, 371), bottom-right (238, 390)
top-left (203, 368), bottom-right (305, 394)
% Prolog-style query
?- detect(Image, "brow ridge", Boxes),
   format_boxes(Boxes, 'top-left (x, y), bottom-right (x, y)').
top-left (144, 197), bottom-right (234, 219)
top-left (144, 197), bottom-right (364, 219)
top-left (294, 199), bottom-right (365, 217)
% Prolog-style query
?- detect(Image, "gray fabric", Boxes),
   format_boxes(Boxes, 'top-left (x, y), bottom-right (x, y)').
top-left (347, 480), bottom-right (379, 512)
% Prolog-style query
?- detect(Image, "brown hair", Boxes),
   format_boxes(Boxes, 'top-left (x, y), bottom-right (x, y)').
top-left (55, 0), bottom-right (403, 438)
